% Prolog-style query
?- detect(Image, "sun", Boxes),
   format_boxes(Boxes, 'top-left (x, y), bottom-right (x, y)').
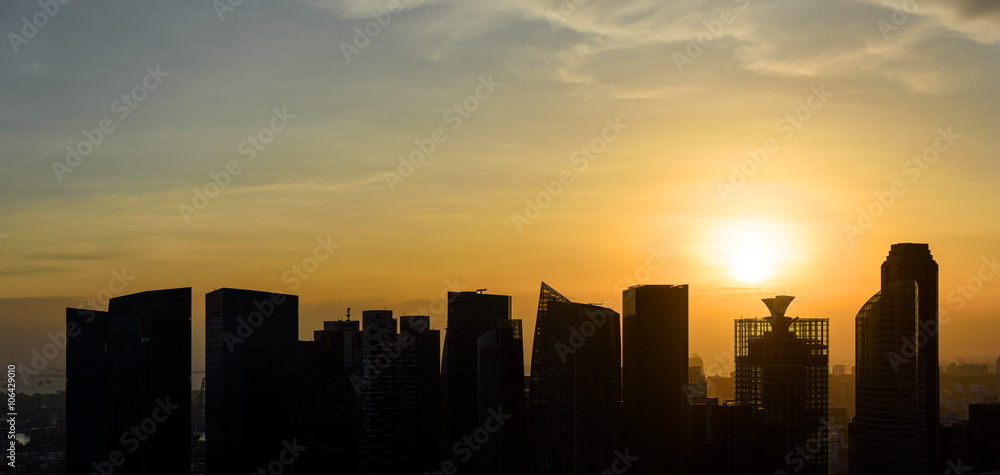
top-left (712, 218), bottom-right (788, 285)
top-left (731, 252), bottom-right (773, 283)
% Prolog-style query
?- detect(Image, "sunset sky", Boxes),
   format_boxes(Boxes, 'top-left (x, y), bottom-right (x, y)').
top-left (2, 0), bottom-right (999, 375)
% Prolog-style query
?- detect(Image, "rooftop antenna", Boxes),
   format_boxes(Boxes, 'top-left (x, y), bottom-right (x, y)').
top-left (346, 307), bottom-right (351, 321)
top-left (476, 288), bottom-right (487, 294)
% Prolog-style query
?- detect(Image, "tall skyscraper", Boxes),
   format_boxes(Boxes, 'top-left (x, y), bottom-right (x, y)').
top-left (205, 288), bottom-right (299, 474)
top-left (443, 290), bottom-right (511, 469)
top-left (854, 243), bottom-right (939, 474)
top-left (622, 284), bottom-right (689, 474)
top-left (307, 318), bottom-right (363, 472)
top-left (528, 282), bottom-right (621, 475)
top-left (66, 288), bottom-right (192, 475)
top-left (735, 296), bottom-right (829, 475)
top-left (65, 309), bottom-right (108, 475)
top-left (359, 311), bottom-right (442, 474)
top-left (477, 319), bottom-right (527, 475)
top-left (401, 315), bottom-right (443, 473)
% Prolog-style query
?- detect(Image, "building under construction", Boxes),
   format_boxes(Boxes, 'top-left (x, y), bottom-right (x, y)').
top-left (735, 296), bottom-right (830, 475)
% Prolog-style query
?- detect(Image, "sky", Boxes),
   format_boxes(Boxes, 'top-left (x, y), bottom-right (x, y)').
top-left (1, 0), bottom-right (999, 376)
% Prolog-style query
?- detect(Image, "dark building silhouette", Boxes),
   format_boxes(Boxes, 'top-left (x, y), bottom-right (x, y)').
top-left (735, 296), bottom-right (829, 475)
top-left (65, 309), bottom-right (109, 475)
top-left (443, 291), bottom-right (511, 470)
top-left (477, 319), bottom-right (527, 475)
top-left (690, 399), bottom-right (787, 475)
top-left (854, 243), bottom-right (938, 475)
top-left (401, 315), bottom-right (443, 473)
top-left (205, 288), bottom-right (298, 474)
top-left (622, 284), bottom-right (689, 474)
top-left (359, 311), bottom-right (441, 474)
top-left (66, 288), bottom-right (192, 475)
top-left (967, 402), bottom-right (1000, 473)
top-left (941, 402), bottom-right (1000, 475)
top-left (528, 282), bottom-right (621, 475)
top-left (305, 318), bottom-right (363, 472)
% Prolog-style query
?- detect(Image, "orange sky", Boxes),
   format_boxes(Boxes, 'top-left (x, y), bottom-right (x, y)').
top-left (2, 0), bottom-right (999, 375)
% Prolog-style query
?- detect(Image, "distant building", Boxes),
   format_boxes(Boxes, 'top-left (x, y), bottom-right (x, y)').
top-left (854, 243), bottom-right (939, 475)
top-left (528, 282), bottom-right (621, 475)
top-left (477, 319), bottom-right (527, 475)
top-left (734, 295), bottom-right (829, 475)
top-left (205, 288), bottom-right (299, 474)
top-left (622, 284), bottom-right (690, 474)
top-left (67, 288), bottom-right (192, 474)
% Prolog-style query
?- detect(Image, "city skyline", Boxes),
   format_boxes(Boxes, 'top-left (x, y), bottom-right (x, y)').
top-left (9, 246), bottom-right (1000, 474)
top-left (2, 243), bottom-right (997, 377)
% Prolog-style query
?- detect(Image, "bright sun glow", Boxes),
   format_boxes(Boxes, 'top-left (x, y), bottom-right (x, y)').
top-left (731, 252), bottom-right (772, 283)
top-left (709, 218), bottom-right (791, 285)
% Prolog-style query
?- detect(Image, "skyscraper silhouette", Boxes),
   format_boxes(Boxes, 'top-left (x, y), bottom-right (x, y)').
top-left (528, 282), bottom-right (621, 475)
top-left (65, 309), bottom-right (108, 475)
top-left (443, 291), bottom-right (511, 470)
top-left (359, 311), bottom-right (441, 474)
top-left (854, 243), bottom-right (939, 474)
top-left (306, 319), bottom-right (363, 472)
top-left (735, 296), bottom-right (829, 474)
top-left (477, 319), bottom-right (527, 475)
top-left (205, 288), bottom-right (299, 474)
top-left (66, 288), bottom-right (192, 474)
top-left (622, 284), bottom-right (689, 474)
